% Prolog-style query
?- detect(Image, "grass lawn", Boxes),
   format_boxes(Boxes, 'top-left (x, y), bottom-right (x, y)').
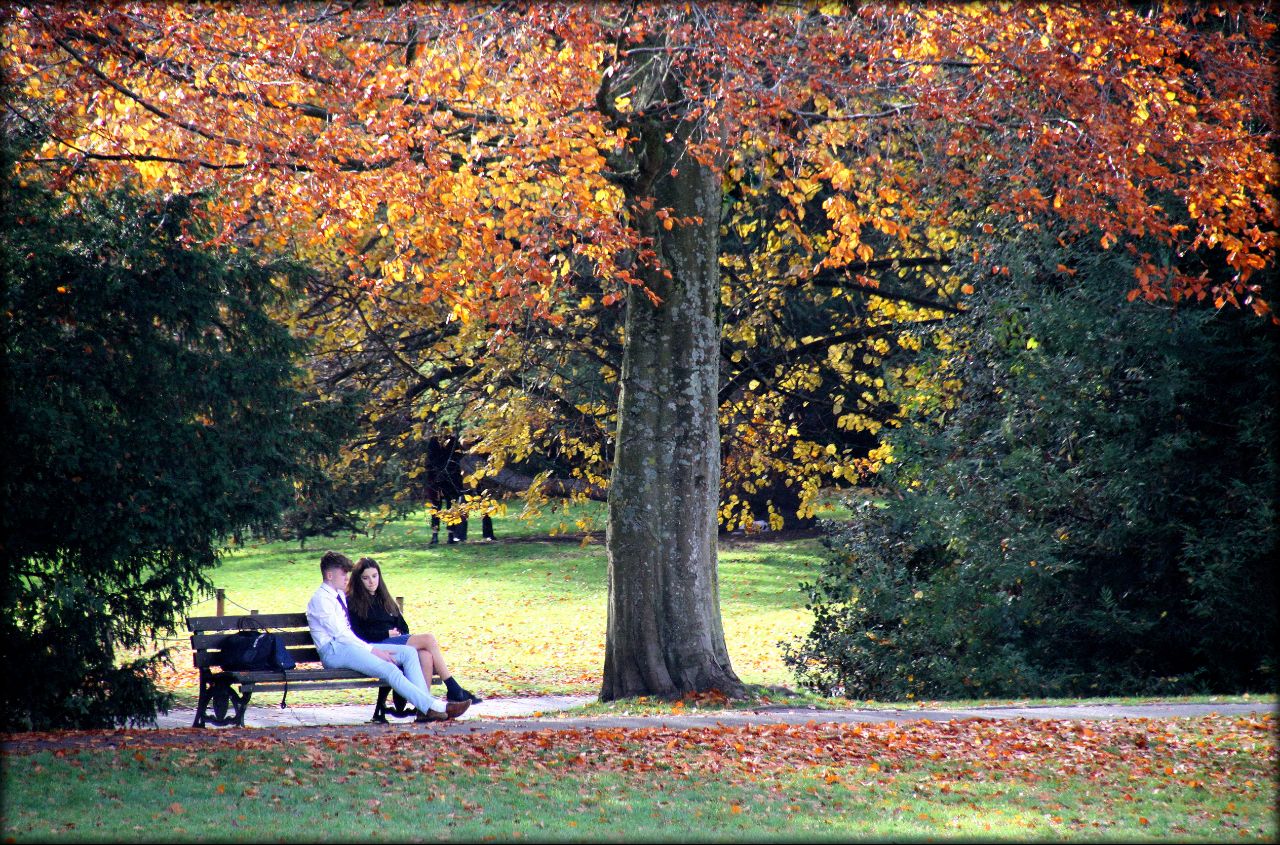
top-left (2, 714), bottom-right (1274, 842)
top-left (151, 500), bottom-right (822, 703)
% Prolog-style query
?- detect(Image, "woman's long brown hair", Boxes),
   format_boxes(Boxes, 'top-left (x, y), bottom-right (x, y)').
top-left (346, 557), bottom-right (401, 619)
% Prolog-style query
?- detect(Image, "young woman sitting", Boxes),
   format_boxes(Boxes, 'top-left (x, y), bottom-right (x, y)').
top-left (346, 556), bottom-right (482, 704)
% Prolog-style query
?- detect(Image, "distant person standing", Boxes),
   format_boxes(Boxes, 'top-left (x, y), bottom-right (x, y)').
top-left (305, 550), bottom-right (468, 722)
top-left (425, 435), bottom-right (495, 544)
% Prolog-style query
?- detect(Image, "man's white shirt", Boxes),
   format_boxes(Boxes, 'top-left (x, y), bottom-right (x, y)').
top-left (305, 582), bottom-right (372, 653)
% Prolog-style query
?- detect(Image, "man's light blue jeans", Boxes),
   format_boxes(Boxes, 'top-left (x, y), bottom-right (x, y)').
top-left (318, 640), bottom-right (443, 714)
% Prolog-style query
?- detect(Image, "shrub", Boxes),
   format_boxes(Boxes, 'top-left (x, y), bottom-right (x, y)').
top-left (785, 232), bottom-right (1277, 699)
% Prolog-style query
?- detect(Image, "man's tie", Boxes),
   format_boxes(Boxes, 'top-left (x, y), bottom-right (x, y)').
top-left (337, 592), bottom-right (347, 612)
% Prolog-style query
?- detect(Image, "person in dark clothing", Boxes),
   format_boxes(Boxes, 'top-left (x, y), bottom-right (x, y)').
top-left (425, 436), bottom-right (495, 544)
top-left (346, 557), bottom-right (482, 704)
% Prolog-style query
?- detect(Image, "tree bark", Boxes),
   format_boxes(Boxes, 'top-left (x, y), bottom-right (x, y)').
top-left (601, 114), bottom-right (744, 701)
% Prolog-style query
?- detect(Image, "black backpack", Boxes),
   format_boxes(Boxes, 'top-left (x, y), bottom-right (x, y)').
top-left (220, 630), bottom-right (295, 671)
top-left (219, 627), bottom-right (297, 707)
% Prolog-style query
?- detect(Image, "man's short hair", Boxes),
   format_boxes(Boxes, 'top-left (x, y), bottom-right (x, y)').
top-left (320, 550), bottom-right (354, 576)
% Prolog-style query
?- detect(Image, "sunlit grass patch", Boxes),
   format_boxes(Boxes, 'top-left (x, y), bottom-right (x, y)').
top-left (151, 502), bottom-right (825, 704)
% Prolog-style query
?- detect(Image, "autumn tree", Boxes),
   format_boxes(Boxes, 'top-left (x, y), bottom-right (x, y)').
top-left (7, 2), bottom-right (1274, 700)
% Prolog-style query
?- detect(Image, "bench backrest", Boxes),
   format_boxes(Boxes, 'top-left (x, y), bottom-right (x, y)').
top-left (188, 612), bottom-right (320, 670)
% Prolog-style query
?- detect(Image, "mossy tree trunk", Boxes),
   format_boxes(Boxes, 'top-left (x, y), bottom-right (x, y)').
top-left (601, 52), bottom-right (743, 699)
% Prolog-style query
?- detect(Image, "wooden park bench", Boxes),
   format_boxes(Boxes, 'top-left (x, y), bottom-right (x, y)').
top-left (188, 593), bottom-right (425, 728)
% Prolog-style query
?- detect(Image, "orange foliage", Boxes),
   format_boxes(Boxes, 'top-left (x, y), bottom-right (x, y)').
top-left (7, 2), bottom-right (1275, 317)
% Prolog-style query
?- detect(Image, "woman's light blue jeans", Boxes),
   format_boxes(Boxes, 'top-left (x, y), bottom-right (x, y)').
top-left (318, 640), bottom-right (443, 714)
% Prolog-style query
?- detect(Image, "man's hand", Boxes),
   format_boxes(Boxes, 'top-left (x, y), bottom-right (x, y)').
top-left (372, 648), bottom-right (395, 663)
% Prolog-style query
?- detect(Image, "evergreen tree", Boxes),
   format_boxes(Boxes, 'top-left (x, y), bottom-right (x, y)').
top-left (1, 156), bottom-right (326, 729)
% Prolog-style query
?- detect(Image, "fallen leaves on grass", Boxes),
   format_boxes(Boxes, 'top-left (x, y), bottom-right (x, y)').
top-left (8, 713), bottom-right (1273, 771)
top-left (4, 714), bottom-right (1274, 842)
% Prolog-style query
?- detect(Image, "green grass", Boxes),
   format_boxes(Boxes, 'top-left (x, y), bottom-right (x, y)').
top-left (154, 500), bottom-right (823, 703)
top-left (3, 714), bottom-right (1274, 842)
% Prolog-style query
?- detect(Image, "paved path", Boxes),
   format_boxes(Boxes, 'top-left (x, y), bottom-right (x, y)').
top-left (148, 696), bottom-right (1274, 732)
top-left (3, 697), bottom-right (1270, 755)
top-left (149, 694), bottom-right (597, 729)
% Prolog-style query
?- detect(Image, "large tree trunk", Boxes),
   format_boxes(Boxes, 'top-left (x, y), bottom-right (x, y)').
top-left (601, 121), bottom-right (744, 701)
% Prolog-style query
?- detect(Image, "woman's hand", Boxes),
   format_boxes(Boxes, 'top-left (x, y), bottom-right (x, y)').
top-left (388, 628), bottom-right (401, 637)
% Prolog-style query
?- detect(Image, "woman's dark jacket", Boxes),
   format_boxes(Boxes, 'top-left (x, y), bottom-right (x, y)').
top-left (347, 600), bottom-right (410, 644)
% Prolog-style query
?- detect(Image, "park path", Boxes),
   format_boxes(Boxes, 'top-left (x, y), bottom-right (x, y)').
top-left (2, 697), bottom-right (1272, 755)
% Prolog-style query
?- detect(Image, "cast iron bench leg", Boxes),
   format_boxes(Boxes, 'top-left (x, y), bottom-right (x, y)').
top-left (372, 686), bottom-right (391, 723)
top-left (193, 676), bottom-right (212, 728)
top-left (231, 684), bottom-right (252, 727)
top-left (195, 678), bottom-right (249, 728)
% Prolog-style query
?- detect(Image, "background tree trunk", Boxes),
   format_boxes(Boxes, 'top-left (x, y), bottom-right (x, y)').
top-left (601, 116), bottom-right (744, 700)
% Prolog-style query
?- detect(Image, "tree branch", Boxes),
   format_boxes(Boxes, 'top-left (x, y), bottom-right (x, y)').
top-left (792, 102), bottom-right (918, 122)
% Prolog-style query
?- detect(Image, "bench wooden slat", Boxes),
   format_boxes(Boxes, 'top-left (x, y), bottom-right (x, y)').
top-left (235, 678), bottom-right (388, 693)
top-left (204, 668), bottom-right (378, 683)
top-left (193, 646), bottom-right (321, 669)
top-left (188, 613), bottom-right (310, 632)
top-left (191, 629), bottom-right (317, 650)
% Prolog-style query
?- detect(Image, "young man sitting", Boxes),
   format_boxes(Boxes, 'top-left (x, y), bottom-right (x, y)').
top-left (305, 550), bottom-right (468, 722)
